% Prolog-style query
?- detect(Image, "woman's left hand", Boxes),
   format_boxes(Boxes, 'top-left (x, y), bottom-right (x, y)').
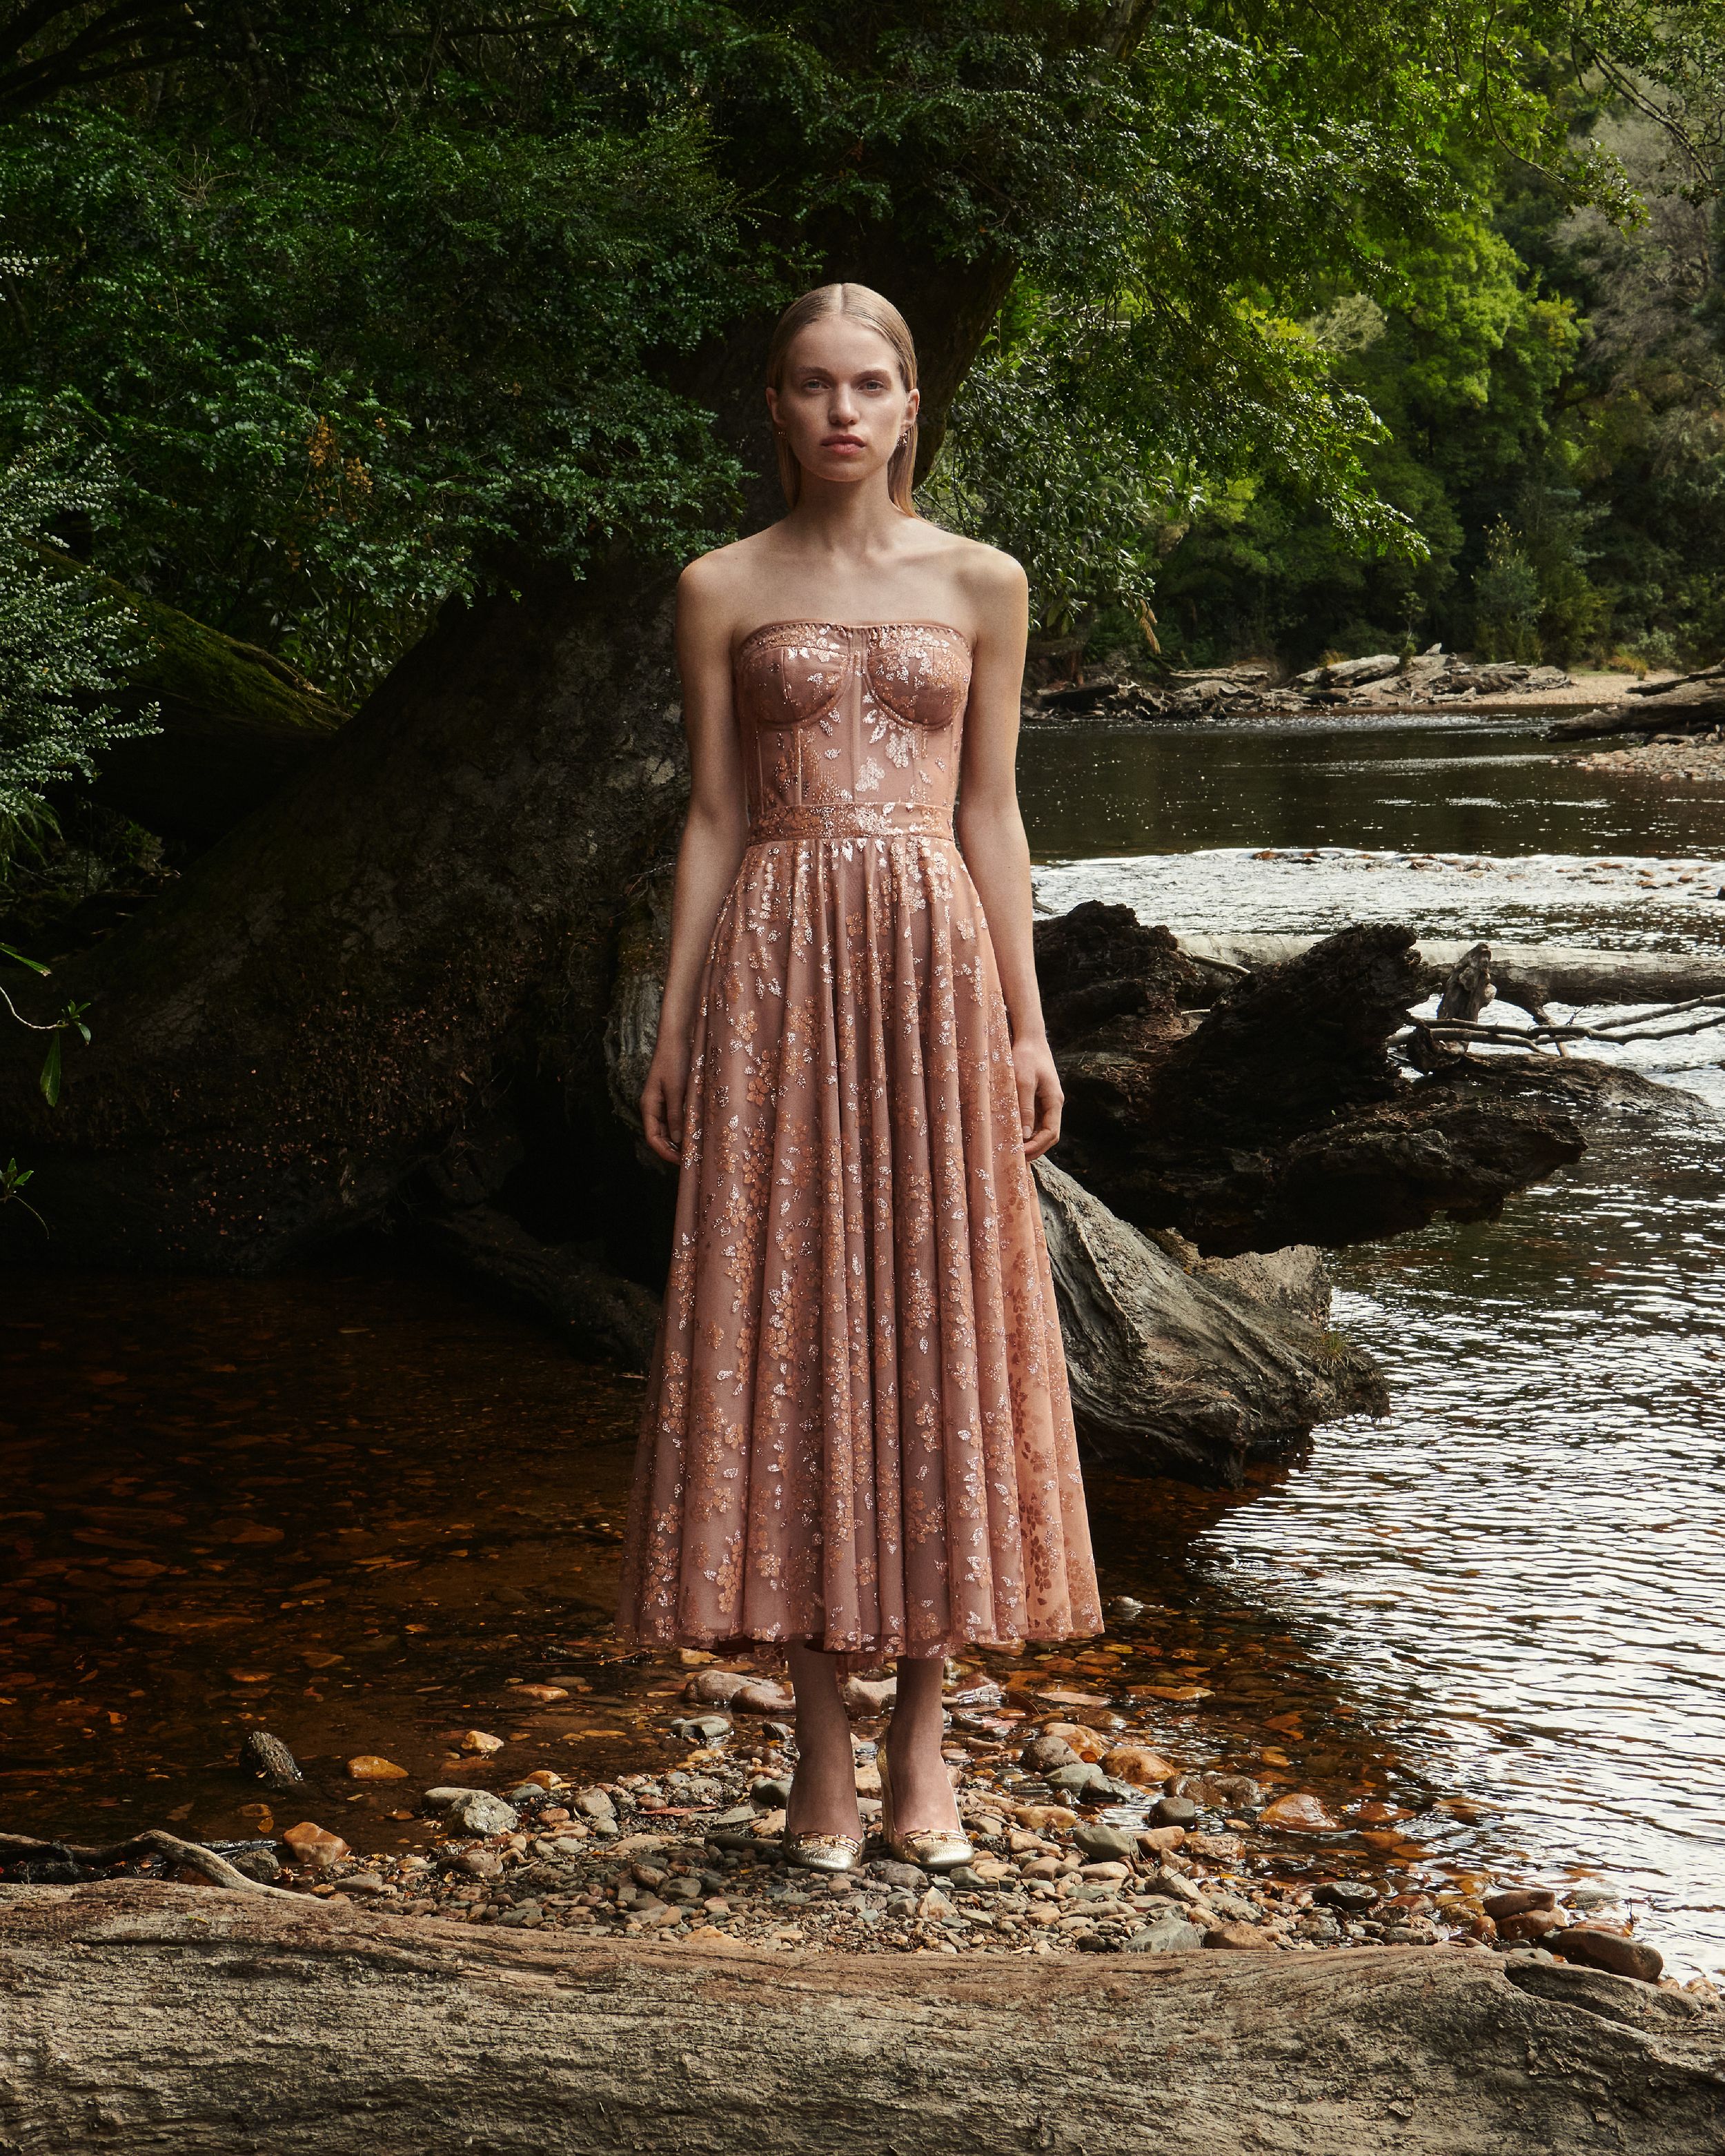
top-left (1013, 1034), bottom-right (1063, 1160)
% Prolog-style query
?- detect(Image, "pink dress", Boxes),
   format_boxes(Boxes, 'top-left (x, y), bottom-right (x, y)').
top-left (616, 618), bottom-right (1101, 1666)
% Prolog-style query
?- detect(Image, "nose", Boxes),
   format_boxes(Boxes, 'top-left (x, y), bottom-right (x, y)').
top-left (828, 382), bottom-right (860, 426)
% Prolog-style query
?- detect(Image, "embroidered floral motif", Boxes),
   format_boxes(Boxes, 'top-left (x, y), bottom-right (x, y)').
top-left (617, 620), bottom-right (1101, 1673)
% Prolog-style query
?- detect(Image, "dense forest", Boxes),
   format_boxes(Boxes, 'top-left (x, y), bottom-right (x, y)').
top-left (3, 3), bottom-right (1724, 882)
top-left (1, 0), bottom-right (1723, 1277)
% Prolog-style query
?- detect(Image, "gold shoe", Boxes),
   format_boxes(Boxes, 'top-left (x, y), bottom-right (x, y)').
top-left (781, 1768), bottom-right (863, 1873)
top-left (781, 1830), bottom-right (864, 1874)
top-left (876, 1737), bottom-right (973, 1872)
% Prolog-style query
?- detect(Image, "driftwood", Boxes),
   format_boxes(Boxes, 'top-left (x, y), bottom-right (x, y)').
top-left (1548, 683), bottom-right (1725, 739)
top-left (1, 1883), bottom-right (1719, 2155)
top-left (417, 1202), bottom-right (660, 1369)
top-left (1036, 909), bottom-right (1584, 1256)
top-left (1176, 933), bottom-right (1725, 1018)
top-left (1034, 1159), bottom-right (1385, 1484)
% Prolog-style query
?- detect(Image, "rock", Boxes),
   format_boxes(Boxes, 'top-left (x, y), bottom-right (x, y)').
top-left (450, 1848), bottom-right (503, 1879)
top-left (1259, 1792), bottom-right (1341, 1834)
top-left (1314, 1879), bottom-right (1380, 1914)
top-left (1035, 1157), bottom-right (1386, 1487)
top-left (842, 1676), bottom-right (897, 1716)
top-left (684, 1670), bottom-right (753, 1705)
top-left (346, 1756), bottom-right (409, 1781)
top-left (1173, 1772), bottom-right (1264, 1812)
top-left (281, 1823), bottom-right (348, 1872)
top-left (220, 1845), bottom-right (283, 1884)
top-left (1136, 1826), bottom-right (1187, 1855)
top-left (1483, 1887), bottom-right (1557, 1919)
top-left (1012, 1805), bottom-right (1078, 1832)
top-left (457, 1730), bottom-right (504, 1756)
top-left (238, 1731), bottom-right (304, 1790)
top-left (1126, 1917), bottom-right (1205, 1952)
top-left (1152, 1797), bottom-right (1199, 1827)
top-left (420, 1788), bottom-right (471, 1812)
top-left (870, 1861), bottom-right (926, 1890)
top-left (750, 1778), bottom-right (793, 1809)
top-left (1071, 1823), bottom-right (1138, 1864)
top-left (1496, 1908), bottom-right (1564, 1944)
top-left (571, 1788), bottom-right (617, 1823)
top-left (1504, 1958), bottom-right (1701, 2030)
top-left (1556, 1929), bottom-right (1664, 1984)
top-left (333, 1873), bottom-right (390, 1897)
top-left (1106, 1596), bottom-right (1147, 1623)
top-left (1099, 1745), bottom-right (1174, 1788)
top-left (1145, 1868), bottom-right (1209, 1908)
top-left (1021, 1736), bottom-right (1079, 1774)
top-left (1048, 1763), bottom-right (1108, 1801)
top-left (509, 1685), bottom-right (569, 1705)
top-left (671, 1714), bottom-right (733, 1743)
top-left (1204, 1922), bottom-right (1278, 1950)
top-left (442, 1790), bottom-right (519, 1837)
top-left (1038, 1722), bottom-right (1107, 1762)
top-left (730, 1683), bottom-right (794, 1715)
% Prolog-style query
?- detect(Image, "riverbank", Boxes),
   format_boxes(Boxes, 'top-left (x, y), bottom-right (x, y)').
top-left (1574, 731), bottom-right (1725, 785)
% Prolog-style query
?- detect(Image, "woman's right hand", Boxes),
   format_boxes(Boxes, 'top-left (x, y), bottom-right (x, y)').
top-left (640, 1038), bottom-right (691, 1165)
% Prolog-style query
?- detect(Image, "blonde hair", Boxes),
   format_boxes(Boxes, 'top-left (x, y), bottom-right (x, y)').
top-left (765, 283), bottom-right (920, 515)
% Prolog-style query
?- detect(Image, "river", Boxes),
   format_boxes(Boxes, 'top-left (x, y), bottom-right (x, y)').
top-left (1023, 711), bottom-right (1725, 1973)
top-left (1, 710), bottom-right (1720, 1975)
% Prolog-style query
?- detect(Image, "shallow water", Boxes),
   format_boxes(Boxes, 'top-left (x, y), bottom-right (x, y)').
top-left (1022, 715), bottom-right (1725, 1972)
top-left (1, 711), bottom-right (1720, 1975)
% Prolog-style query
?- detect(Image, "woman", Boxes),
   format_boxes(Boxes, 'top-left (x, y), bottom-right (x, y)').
top-left (618, 281), bottom-right (1101, 1875)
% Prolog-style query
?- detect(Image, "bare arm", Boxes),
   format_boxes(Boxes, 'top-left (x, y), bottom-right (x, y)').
top-left (639, 567), bottom-right (751, 1164)
top-left (954, 560), bottom-right (1063, 1160)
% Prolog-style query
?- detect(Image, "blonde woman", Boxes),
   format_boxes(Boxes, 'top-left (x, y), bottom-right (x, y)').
top-left (618, 283), bottom-right (1100, 1872)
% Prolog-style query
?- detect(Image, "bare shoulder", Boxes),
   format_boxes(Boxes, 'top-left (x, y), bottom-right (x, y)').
top-left (927, 529), bottom-right (1028, 624)
top-left (677, 531), bottom-right (791, 642)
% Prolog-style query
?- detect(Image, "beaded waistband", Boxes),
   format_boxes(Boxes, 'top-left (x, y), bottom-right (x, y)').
top-left (747, 802), bottom-right (955, 844)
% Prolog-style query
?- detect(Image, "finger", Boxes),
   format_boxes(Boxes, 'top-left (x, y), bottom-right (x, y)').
top-left (1025, 1083), bottom-right (1061, 1160)
top-left (1016, 1066), bottom-right (1038, 1143)
top-left (641, 1083), bottom-right (680, 1165)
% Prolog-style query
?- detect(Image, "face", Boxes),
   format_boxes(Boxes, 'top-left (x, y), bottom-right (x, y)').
top-left (767, 316), bottom-right (918, 488)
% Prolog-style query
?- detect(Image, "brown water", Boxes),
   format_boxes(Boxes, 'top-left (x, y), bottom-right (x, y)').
top-left (0, 1261), bottom-right (1490, 1892)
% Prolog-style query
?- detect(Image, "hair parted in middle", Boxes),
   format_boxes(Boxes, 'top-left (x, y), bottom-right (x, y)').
top-left (764, 282), bottom-right (921, 516)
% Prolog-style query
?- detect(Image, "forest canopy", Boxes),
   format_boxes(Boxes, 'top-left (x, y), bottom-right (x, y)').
top-left (3, 0), bottom-right (1725, 824)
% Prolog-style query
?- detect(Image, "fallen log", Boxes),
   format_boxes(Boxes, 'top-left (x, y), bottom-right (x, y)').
top-left (1036, 910), bottom-right (1584, 1256)
top-left (1035, 1158), bottom-right (1386, 1484)
top-left (1, 1883), bottom-right (1719, 2155)
top-left (1548, 684), bottom-right (1725, 740)
top-left (1176, 933), bottom-right (1725, 1015)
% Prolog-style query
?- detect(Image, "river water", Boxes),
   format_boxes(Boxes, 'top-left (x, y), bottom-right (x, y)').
top-left (1023, 713), bottom-right (1725, 1973)
top-left (1, 712), bottom-right (1720, 1976)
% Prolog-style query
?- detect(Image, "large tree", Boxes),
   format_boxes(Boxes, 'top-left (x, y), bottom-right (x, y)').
top-left (0, 0), bottom-right (1650, 1300)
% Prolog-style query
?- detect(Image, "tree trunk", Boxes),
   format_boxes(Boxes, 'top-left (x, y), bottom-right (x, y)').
top-left (1, 1883), bottom-right (1719, 2155)
top-left (0, 251), bottom-right (1014, 1277)
top-left (1176, 935), bottom-right (1725, 1016)
top-left (1035, 909), bottom-right (1586, 1257)
top-left (1035, 1158), bottom-right (1387, 1485)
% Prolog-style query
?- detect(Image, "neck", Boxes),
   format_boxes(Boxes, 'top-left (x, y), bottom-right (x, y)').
top-left (780, 470), bottom-right (910, 555)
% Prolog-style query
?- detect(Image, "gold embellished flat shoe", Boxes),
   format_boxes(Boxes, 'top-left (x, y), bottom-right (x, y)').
top-left (781, 1829), bottom-right (864, 1874)
top-left (876, 1738), bottom-right (973, 1872)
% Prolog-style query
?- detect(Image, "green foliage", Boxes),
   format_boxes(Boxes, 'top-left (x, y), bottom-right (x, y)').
top-left (0, 428), bottom-right (157, 867)
top-left (1472, 521), bottom-right (1545, 660)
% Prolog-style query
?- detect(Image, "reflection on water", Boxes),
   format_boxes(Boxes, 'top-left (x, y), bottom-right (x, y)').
top-left (1020, 715), bottom-right (1725, 866)
top-left (1020, 714), bottom-right (1725, 1975)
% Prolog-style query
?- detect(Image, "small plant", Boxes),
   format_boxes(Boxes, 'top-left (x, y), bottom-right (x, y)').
top-left (1, 938), bottom-right (91, 1233)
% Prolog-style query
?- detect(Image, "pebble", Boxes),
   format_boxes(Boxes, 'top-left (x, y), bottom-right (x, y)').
top-left (1557, 1928), bottom-right (1664, 1984)
top-left (282, 1822), bottom-right (349, 1871)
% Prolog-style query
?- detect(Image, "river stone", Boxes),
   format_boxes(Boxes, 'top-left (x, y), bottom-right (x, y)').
top-left (1555, 1928), bottom-right (1664, 1984)
top-left (1072, 1822), bottom-right (1137, 1864)
top-left (1126, 1916), bottom-right (1204, 1953)
top-left (1048, 1763), bottom-right (1108, 1800)
top-left (869, 1861), bottom-right (927, 1890)
top-left (1153, 1796), bottom-right (1199, 1827)
top-left (442, 1790), bottom-right (518, 1837)
top-left (1314, 1878), bottom-right (1379, 1913)
top-left (1021, 1735), bottom-right (1079, 1774)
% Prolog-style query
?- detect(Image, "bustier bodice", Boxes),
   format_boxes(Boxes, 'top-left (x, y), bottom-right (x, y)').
top-left (732, 619), bottom-right (972, 841)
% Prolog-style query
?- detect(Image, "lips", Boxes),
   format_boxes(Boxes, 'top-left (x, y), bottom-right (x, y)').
top-left (822, 436), bottom-right (865, 450)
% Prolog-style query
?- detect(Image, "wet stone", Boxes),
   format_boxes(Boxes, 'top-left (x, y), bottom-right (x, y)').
top-left (442, 1790), bottom-right (518, 1837)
